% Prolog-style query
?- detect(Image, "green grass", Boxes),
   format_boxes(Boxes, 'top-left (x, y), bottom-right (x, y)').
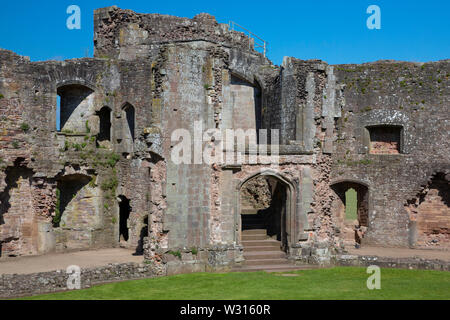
top-left (19, 267), bottom-right (450, 300)
top-left (345, 188), bottom-right (357, 220)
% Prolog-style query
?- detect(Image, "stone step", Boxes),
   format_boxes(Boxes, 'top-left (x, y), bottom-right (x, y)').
top-left (243, 245), bottom-right (283, 252)
top-left (242, 240), bottom-right (281, 247)
top-left (245, 258), bottom-right (290, 266)
top-left (242, 229), bottom-right (267, 236)
top-left (243, 251), bottom-right (286, 260)
top-left (242, 234), bottom-right (270, 241)
top-left (232, 264), bottom-right (318, 273)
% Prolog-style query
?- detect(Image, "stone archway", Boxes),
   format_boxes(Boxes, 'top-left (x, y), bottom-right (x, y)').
top-left (236, 171), bottom-right (297, 253)
top-left (330, 180), bottom-right (369, 248)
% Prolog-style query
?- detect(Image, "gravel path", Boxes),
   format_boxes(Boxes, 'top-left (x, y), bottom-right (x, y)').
top-left (0, 248), bottom-right (143, 275)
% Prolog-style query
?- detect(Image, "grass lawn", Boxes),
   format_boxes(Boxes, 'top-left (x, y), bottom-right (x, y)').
top-left (20, 267), bottom-right (450, 300)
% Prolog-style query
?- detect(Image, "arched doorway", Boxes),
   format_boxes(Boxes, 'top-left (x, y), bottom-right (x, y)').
top-left (331, 181), bottom-right (369, 248)
top-left (237, 172), bottom-right (295, 253)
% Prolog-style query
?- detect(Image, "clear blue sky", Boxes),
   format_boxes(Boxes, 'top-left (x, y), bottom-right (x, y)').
top-left (0, 0), bottom-right (448, 65)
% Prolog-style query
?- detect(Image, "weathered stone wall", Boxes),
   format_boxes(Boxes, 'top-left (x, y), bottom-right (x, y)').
top-left (93, 6), bottom-right (263, 61)
top-left (0, 46), bottom-right (160, 256)
top-left (335, 254), bottom-right (450, 271)
top-left (331, 60), bottom-right (450, 248)
top-left (406, 172), bottom-right (450, 249)
top-left (240, 176), bottom-right (271, 211)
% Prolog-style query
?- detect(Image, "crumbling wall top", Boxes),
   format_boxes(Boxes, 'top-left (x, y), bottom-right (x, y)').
top-left (93, 6), bottom-right (264, 60)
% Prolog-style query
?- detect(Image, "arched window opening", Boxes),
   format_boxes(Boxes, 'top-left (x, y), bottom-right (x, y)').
top-left (96, 106), bottom-right (112, 143)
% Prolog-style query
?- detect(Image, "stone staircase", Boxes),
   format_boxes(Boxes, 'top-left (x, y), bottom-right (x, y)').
top-left (232, 214), bottom-right (318, 272)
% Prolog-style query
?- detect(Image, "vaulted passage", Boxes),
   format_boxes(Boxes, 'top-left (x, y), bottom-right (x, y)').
top-left (407, 172), bottom-right (450, 248)
top-left (237, 174), bottom-right (297, 272)
top-left (240, 175), bottom-right (289, 249)
top-left (57, 84), bottom-right (94, 132)
top-left (331, 182), bottom-right (369, 248)
top-left (119, 195), bottom-right (131, 242)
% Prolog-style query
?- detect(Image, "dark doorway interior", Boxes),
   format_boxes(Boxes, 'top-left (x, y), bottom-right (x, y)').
top-left (240, 176), bottom-right (288, 252)
top-left (97, 106), bottom-right (112, 142)
top-left (119, 195), bottom-right (131, 242)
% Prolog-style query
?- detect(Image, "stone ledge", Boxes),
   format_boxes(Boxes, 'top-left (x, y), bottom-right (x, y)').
top-left (334, 254), bottom-right (450, 271)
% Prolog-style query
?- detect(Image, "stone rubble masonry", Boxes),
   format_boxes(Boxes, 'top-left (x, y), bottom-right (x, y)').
top-left (335, 254), bottom-right (450, 271)
top-left (0, 262), bottom-right (160, 298)
top-left (0, 5), bottom-right (449, 277)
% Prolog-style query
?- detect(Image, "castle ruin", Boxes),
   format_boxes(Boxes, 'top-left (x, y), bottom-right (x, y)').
top-left (0, 6), bottom-right (449, 275)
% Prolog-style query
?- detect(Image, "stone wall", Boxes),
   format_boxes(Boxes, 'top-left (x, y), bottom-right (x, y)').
top-left (331, 60), bottom-right (450, 248)
top-left (0, 262), bottom-right (160, 298)
top-left (93, 6), bottom-right (264, 61)
top-left (335, 254), bottom-right (450, 271)
top-left (0, 47), bottom-right (159, 256)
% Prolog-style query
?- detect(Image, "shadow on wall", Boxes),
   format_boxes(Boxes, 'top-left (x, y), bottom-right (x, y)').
top-left (57, 84), bottom-right (94, 132)
top-left (53, 174), bottom-right (92, 229)
top-left (240, 175), bottom-right (289, 252)
top-left (0, 159), bottom-right (33, 224)
top-left (134, 216), bottom-right (148, 256)
top-left (258, 179), bottom-right (287, 243)
top-left (118, 103), bottom-right (135, 155)
top-left (0, 158), bottom-right (34, 257)
top-left (118, 195), bottom-right (131, 243)
top-left (231, 75), bottom-right (262, 140)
